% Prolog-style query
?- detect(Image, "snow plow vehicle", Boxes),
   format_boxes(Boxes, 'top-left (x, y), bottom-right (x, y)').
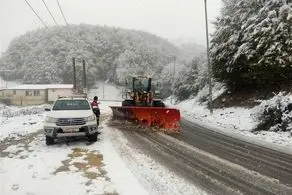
top-left (110, 76), bottom-right (181, 133)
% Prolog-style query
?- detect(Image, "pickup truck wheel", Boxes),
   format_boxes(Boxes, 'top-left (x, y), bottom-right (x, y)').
top-left (88, 132), bottom-right (98, 142)
top-left (46, 136), bottom-right (55, 145)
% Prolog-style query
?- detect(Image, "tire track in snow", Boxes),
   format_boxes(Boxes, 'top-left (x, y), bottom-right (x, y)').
top-left (106, 124), bottom-right (207, 195)
top-left (173, 119), bottom-right (292, 186)
top-left (112, 122), bottom-right (292, 195)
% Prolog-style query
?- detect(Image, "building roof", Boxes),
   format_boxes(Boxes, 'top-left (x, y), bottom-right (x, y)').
top-left (6, 84), bottom-right (73, 90)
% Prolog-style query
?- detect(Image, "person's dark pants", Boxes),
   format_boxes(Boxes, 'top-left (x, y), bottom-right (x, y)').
top-left (93, 108), bottom-right (100, 127)
top-left (96, 115), bottom-right (100, 126)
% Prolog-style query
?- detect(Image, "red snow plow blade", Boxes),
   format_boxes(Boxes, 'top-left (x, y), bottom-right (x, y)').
top-left (110, 106), bottom-right (181, 133)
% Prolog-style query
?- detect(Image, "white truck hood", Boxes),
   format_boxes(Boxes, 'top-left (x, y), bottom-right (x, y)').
top-left (46, 110), bottom-right (94, 118)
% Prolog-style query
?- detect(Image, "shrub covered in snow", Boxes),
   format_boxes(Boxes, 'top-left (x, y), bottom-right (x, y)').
top-left (253, 93), bottom-right (292, 132)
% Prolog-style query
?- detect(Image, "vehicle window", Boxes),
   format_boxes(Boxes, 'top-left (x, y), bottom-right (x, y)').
top-left (52, 100), bottom-right (90, 110)
top-left (133, 78), bottom-right (149, 92)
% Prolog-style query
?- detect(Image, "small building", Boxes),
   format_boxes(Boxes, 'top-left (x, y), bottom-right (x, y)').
top-left (0, 84), bottom-right (73, 106)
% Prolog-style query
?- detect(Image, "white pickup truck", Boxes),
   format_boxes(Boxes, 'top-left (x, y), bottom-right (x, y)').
top-left (44, 97), bottom-right (98, 145)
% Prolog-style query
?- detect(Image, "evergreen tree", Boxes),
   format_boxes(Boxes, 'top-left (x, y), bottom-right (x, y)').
top-left (211, 0), bottom-right (292, 88)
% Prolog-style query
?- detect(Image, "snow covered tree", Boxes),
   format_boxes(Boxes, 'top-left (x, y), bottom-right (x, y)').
top-left (157, 59), bottom-right (186, 98)
top-left (211, 0), bottom-right (292, 88)
top-left (173, 58), bottom-right (208, 101)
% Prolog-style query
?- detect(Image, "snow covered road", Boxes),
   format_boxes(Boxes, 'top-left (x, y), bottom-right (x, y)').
top-left (1, 92), bottom-right (292, 194)
top-left (115, 122), bottom-right (292, 195)
top-left (0, 101), bottom-right (206, 195)
top-left (173, 119), bottom-right (292, 192)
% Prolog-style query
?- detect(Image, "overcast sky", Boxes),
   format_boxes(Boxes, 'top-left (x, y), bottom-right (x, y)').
top-left (0, 0), bottom-right (222, 53)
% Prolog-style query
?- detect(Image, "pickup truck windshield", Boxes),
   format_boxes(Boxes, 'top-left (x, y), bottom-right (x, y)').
top-left (52, 100), bottom-right (91, 110)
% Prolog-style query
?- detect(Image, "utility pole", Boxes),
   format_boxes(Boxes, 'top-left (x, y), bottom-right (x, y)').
top-left (171, 56), bottom-right (176, 105)
top-left (204, 0), bottom-right (213, 114)
top-left (72, 58), bottom-right (77, 92)
top-left (82, 59), bottom-right (87, 96)
top-left (103, 82), bottom-right (105, 100)
top-left (101, 61), bottom-right (105, 100)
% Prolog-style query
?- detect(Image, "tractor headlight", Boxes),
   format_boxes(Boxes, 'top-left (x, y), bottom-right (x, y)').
top-left (45, 116), bottom-right (57, 123)
top-left (86, 115), bottom-right (96, 122)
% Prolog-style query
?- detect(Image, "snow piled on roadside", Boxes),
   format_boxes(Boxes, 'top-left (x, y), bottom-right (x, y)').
top-left (167, 87), bottom-right (292, 148)
top-left (0, 115), bottom-right (44, 140)
top-left (178, 99), bottom-right (255, 131)
top-left (0, 104), bottom-right (45, 140)
top-left (166, 82), bottom-right (255, 131)
top-left (0, 104), bottom-right (48, 118)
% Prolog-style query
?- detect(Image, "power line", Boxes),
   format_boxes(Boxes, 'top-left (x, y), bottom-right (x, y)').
top-left (56, 0), bottom-right (68, 26)
top-left (24, 0), bottom-right (47, 28)
top-left (41, 0), bottom-right (58, 25)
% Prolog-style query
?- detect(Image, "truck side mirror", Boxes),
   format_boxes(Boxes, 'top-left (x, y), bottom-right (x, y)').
top-left (45, 108), bottom-right (51, 111)
top-left (126, 79), bottom-right (128, 85)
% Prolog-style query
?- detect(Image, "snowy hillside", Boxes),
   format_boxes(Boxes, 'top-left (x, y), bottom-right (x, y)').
top-left (0, 24), bottom-right (180, 87)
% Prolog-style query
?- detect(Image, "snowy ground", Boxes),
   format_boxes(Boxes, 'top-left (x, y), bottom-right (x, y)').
top-left (0, 85), bottom-right (206, 195)
top-left (0, 104), bottom-right (46, 140)
top-left (0, 101), bottom-right (144, 195)
top-left (166, 88), bottom-right (292, 150)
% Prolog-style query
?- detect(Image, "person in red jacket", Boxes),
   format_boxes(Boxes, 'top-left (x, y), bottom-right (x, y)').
top-left (91, 96), bottom-right (101, 133)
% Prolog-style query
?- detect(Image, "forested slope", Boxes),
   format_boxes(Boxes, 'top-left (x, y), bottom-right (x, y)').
top-left (0, 24), bottom-right (180, 88)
